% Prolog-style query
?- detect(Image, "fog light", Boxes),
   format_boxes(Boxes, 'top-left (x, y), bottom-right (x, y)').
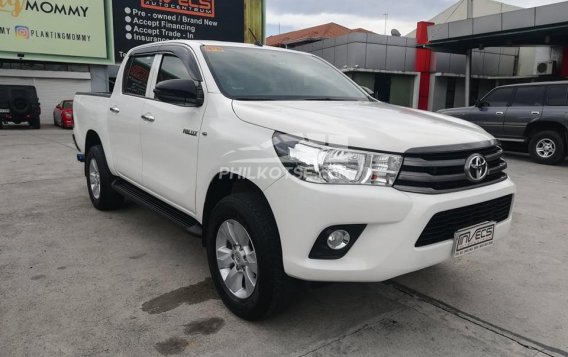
top-left (327, 230), bottom-right (351, 250)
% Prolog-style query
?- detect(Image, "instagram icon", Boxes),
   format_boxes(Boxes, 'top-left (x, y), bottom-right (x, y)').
top-left (15, 26), bottom-right (30, 39)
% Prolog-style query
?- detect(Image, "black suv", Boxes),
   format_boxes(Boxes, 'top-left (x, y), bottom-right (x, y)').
top-left (439, 81), bottom-right (568, 165)
top-left (0, 85), bottom-right (41, 129)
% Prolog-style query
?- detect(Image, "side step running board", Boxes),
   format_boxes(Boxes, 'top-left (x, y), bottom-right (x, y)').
top-left (112, 180), bottom-right (202, 237)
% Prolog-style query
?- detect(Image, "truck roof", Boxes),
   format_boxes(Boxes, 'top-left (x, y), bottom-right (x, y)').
top-left (128, 40), bottom-right (306, 55)
top-left (499, 80), bottom-right (568, 88)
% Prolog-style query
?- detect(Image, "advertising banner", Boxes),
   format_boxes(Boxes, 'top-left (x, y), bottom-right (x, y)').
top-left (0, 0), bottom-right (263, 65)
top-left (0, 0), bottom-right (112, 62)
top-left (113, 0), bottom-right (248, 62)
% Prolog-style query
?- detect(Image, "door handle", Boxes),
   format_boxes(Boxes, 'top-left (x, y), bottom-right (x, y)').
top-left (496, 112), bottom-right (504, 116)
top-left (531, 111), bottom-right (540, 115)
top-left (109, 106), bottom-right (120, 114)
top-left (141, 113), bottom-right (155, 122)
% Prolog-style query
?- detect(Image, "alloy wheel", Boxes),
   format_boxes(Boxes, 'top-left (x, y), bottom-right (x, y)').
top-left (89, 159), bottom-right (101, 199)
top-left (536, 138), bottom-right (556, 158)
top-left (215, 219), bottom-right (258, 299)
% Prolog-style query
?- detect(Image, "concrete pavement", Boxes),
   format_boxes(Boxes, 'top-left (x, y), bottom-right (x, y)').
top-left (0, 127), bottom-right (566, 356)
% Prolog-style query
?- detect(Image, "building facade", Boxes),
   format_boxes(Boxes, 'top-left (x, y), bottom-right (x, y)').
top-left (287, 0), bottom-right (568, 111)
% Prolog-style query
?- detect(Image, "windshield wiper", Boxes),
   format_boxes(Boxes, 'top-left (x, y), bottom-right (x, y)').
top-left (301, 97), bottom-right (357, 101)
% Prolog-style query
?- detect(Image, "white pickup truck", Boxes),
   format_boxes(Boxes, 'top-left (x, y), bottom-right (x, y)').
top-left (73, 40), bottom-right (515, 320)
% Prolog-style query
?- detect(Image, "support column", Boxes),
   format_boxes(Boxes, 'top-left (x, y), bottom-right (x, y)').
top-left (465, 0), bottom-right (473, 106)
top-left (465, 50), bottom-right (472, 106)
top-left (562, 47), bottom-right (568, 78)
top-left (415, 21), bottom-right (435, 111)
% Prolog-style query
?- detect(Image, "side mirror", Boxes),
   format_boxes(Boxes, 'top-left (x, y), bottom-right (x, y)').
top-left (56, 104), bottom-right (61, 109)
top-left (475, 100), bottom-right (488, 108)
top-left (154, 79), bottom-right (204, 107)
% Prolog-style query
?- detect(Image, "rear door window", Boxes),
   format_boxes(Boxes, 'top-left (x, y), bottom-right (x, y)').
top-left (483, 87), bottom-right (514, 107)
top-left (546, 86), bottom-right (568, 106)
top-left (123, 55), bottom-right (155, 97)
top-left (511, 86), bottom-right (544, 107)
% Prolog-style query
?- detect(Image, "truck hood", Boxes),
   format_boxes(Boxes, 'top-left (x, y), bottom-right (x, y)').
top-left (232, 100), bottom-right (492, 153)
top-left (437, 106), bottom-right (473, 116)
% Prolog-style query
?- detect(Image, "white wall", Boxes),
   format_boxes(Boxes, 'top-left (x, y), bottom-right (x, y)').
top-left (0, 69), bottom-right (91, 123)
top-left (518, 47), bottom-right (564, 77)
top-left (430, 76), bottom-right (447, 111)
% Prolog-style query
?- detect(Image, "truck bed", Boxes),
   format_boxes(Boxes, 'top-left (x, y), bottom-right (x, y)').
top-left (75, 92), bottom-right (112, 98)
top-left (73, 92), bottom-right (112, 154)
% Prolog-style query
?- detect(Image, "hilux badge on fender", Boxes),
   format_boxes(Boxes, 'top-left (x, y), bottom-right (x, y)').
top-left (465, 154), bottom-right (488, 182)
top-left (183, 129), bottom-right (198, 137)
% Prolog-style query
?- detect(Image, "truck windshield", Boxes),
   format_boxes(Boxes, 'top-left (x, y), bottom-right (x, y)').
top-left (201, 45), bottom-right (369, 101)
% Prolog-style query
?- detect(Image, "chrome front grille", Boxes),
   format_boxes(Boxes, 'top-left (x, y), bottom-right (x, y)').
top-left (394, 141), bottom-right (508, 194)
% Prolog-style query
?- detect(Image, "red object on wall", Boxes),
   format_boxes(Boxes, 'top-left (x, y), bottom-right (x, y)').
top-left (415, 21), bottom-right (435, 110)
top-left (561, 47), bottom-right (568, 78)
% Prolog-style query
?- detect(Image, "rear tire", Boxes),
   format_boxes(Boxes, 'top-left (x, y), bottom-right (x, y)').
top-left (529, 130), bottom-right (566, 165)
top-left (206, 193), bottom-right (294, 321)
top-left (29, 117), bottom-right (40, 129)
top-left (86, 145), bottom-right (124, 211)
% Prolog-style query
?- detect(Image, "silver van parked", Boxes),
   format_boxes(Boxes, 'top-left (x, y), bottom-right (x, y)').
top-left (439, 81), bottom-right (568, 165)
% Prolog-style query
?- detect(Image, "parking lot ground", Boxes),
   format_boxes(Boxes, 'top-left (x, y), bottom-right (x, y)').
top-left (1, 127), bottom-right (567, 356)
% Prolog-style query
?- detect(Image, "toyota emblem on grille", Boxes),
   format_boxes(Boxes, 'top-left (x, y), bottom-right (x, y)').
top-left (465, 154), bottom-right (488, 182)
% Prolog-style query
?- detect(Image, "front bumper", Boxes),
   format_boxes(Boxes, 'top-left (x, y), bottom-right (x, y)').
top-left (263, 176), bottom-right (516, 282)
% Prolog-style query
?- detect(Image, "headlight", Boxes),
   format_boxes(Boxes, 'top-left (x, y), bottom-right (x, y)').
top-left (273, 132), bottom-right (402, 186)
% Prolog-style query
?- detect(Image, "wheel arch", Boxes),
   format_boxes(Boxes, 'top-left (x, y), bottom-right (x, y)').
top-left (84, 130), bottom-right (103, 176)
top-left (201, 172), bottom-right (279, 247)
top-left (85, 130), bottom-right (102, 156)
top-left (525, 120), bottom-right (568, 145)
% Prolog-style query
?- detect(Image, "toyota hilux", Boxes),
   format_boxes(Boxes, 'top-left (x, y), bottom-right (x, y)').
top-left (73, 41), bottom-right (515, 320)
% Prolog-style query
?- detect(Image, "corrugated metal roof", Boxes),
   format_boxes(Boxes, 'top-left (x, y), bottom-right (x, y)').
top-left (266, 22), bottom-right (374, 47)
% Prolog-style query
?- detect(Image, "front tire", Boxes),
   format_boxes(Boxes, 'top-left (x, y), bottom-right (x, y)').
top-left (529, 130), bottom-right (566, 165)
top-left (206, 193), bottom-right (293, 320)
top-left (86, 145), bottom-right (124, 210)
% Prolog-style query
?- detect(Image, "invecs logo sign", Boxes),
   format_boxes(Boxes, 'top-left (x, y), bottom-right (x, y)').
top-left (15, 25), bottom-right (29, 38)
top-left (141, 0), bottom-right (215, 18)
